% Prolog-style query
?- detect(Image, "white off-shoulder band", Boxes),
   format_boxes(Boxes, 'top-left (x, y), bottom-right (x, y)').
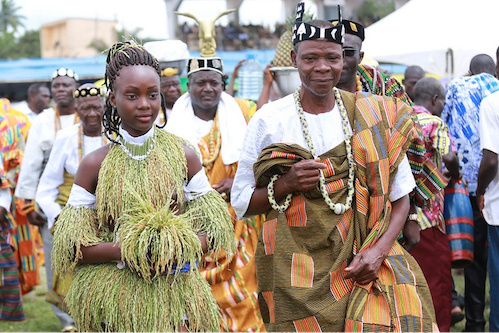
top-left (183, 169), bottom-right (213, 201)
top-left (67, 184), bottom-right (96, 208)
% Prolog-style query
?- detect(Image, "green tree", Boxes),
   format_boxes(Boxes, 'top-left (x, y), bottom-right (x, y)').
top-left (357, 0), bottom-right (395, 27)
top-left (0, 0), bottom-right (25, 33)
top-left (0, 31), bottom-right (16, 58)
top-left (16, 29), bottom-right (40, 58)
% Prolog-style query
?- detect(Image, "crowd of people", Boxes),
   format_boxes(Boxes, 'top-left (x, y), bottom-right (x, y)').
top-left (180, 21), bottom-right (286, 52)
top-left (1, 2), bottom-right (498, 332)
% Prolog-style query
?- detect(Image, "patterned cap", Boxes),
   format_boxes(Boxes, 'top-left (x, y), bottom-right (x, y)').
top-left (187, 57), bottom-right (224, 76)
top-left (51, 67), bottom-right (79, 81)
top-left (292, 2), bottom-right (344, 46)
top-left (331, 19), bottom-right (365, 41)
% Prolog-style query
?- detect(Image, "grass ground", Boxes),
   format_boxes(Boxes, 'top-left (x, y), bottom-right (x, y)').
top-left (0, 266), bottom-right (490, 332)
top-left (451, 268), bottom-right (490, 332)
top-left (0, 266), bottom-right (60, 332)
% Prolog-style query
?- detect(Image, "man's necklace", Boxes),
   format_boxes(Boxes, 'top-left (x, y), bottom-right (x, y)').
top-left (54, 106), bottom-right (79, 134)
top-left (267, 87), bottom-right (355, 214)
top-left (77, 124), bottom-right (107, 162)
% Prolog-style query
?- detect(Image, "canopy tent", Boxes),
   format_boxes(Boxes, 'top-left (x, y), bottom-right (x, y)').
top-left (362, 0), bottom-right (499, 79)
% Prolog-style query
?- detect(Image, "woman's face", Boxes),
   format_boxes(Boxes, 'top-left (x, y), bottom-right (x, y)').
top-left (109, 65), bottom-right (161, 137)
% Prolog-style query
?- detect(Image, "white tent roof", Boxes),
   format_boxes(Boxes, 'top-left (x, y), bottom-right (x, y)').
top-left (362, 0), bottom-right (499, 78)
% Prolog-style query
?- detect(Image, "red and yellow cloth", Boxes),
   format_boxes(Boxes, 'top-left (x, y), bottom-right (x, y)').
top-left (198, 98), bottom-right (265, 332)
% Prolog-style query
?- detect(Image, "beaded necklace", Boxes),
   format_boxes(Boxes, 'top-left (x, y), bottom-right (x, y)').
top-left (202, 113), bottom-right (221, 171)
top-left (54, 106), bottom-right (79, 134)
top-left (77, 124), bottom-right (107, 162)
top-left (356, 75), bottom-right (363, 92)
top-left (267, 87), bottom-right (355, 214)
top-left (116, 128), bottom-right (157, 161)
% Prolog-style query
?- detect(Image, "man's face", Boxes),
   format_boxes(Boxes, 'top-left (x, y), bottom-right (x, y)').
top-left (403, 70), bottom-right (425, 101)
top-left (433, 91), bottom-right (446, 117)
top-left (338, 34), bottom-right (364, 86)
top-left (160, 75), bottom-right (182, 107)
top-left (76, 96), bottom-right (104, 135)
top-left (291, 39), bottom-right (343, 97)
top-left (32, 86), bottom-right (50, 113)
top-left (188, 71), bottom-right (223, 112)
top-left (51, 76), bottom-right (77, 107)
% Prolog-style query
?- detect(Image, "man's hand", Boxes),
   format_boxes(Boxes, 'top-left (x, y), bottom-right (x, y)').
top-left (400, 219), bottom-right (421, 251)
top-left (280, 159), bottom-right (326, 193)
top-left (344, 247), bottom-right (386, 285)
top-left (212, 177), bottom-right (234, 202)
top-left (0, 206), bottom-right (8, 228)
top-left (26, 210), bottom-right (47, 227)
top-left (233, 59), bottom-right (245, 78)
top-left (263, 64), bottom-right (274, 84)
top-left (477, 194), bottom-right (485, 213)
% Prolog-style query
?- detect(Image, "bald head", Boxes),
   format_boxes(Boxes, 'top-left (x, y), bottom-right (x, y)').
top-left (469, 54), bottom-right (495, 75)
top-left (403, 65), bottom-right (425, 101)
top-left (414, 77), bottom-right (446, 116)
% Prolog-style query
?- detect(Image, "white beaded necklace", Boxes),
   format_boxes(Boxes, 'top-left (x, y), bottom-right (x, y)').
top-left (267, 87), bottom-right (355, 214)
top-left (117, 127), bottom-right (157, 161)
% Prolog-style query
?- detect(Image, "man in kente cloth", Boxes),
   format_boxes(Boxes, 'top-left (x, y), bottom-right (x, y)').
top-left (231, 3), bottom-right (438, 332)
top-left (165, 9), bottom-right (264, 332)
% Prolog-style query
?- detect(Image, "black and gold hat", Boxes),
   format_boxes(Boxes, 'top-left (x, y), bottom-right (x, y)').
top-left (331, 19), bottom-right (365, 41)
top-left (73, 86), bottom-right (104, 99)
top-left (187, 57), bottom-right (224, 76)
top-left (51, 67), bottom-right (79, 81)
top-left (292, 2), bottom-right (344, 45)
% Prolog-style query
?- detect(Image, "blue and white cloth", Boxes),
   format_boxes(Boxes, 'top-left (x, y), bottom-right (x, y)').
top-left (441, 73), bottom-right (499, 195)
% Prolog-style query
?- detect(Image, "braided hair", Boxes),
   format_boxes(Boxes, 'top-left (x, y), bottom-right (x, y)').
top-left (103, 41), bottom-right (167, 143)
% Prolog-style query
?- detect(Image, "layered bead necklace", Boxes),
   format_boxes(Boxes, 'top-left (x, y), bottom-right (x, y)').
top-left (202, 113), bottom-right (221, 171)
top-left (117, 128), bottom-right (157, 161)
top-left (267, 87), bottom-right (355, 214)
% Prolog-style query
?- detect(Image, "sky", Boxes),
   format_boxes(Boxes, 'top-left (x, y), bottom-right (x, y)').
top-left (16, 0), bottom-right (317, 40)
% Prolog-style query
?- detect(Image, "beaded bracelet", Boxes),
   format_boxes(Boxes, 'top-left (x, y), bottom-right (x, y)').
top-left (267, 174), bottom-right (293, 213)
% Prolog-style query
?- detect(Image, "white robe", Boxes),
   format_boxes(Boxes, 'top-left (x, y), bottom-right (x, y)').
top-left (15, 108), bottom-right (77, 200)
top-left (35, 123), bottom-right (104, 229)
top-left (231, 94), bottom-right (416, 220)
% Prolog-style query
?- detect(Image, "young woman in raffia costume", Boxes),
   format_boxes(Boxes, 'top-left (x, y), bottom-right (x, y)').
top-left (51, 41), bottom-right (235, 332)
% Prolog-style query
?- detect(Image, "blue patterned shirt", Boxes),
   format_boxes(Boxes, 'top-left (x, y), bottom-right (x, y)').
top-left (442, 73), bottom-right (499, 195)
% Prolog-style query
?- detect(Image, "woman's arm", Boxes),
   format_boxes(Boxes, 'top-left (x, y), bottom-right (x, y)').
top-left (71, 145), bottom-right (121, 264)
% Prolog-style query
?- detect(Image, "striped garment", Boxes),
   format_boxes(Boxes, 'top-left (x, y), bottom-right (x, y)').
top-left (442, 73), bottom-right (499, 195)
top-left (357, 64), bottom-right (447, 208)
top-left (413, 105), bottom-right (455, 231)
top-left (252, 91), bottom-right (437, 332)
top-left (198, 98), bottom-right (265, 332)
top-left (0, 99), bottom-right (27, 321)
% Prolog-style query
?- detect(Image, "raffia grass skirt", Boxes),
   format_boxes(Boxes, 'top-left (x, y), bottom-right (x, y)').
top-left (66, 263), bottom-right (221, 332)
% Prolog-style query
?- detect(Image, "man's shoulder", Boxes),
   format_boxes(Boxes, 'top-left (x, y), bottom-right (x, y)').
top-left (54, 123), bottom-right (79, 142)
top-left (254, 94), bottom-right (295, 120)
top-left (31, 107), bottom-right (55, 125)
top-left (481, 90), bottom-right (499, 113)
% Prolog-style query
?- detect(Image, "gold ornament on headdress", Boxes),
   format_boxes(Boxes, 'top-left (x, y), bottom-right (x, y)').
top-left (175, 9), bottom-right (236, 57)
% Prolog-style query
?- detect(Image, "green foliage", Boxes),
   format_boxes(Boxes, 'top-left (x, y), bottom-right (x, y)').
top-left (0, 29), bottom-right (40, 59)
top-left (0, 0), bottom-right (24, 33)
top-left (0, 31), bottom-right (15, 58)
top-left (357, 0), bottom-right (395, 26)
top-left (16, 29), bottom-right (40, 57)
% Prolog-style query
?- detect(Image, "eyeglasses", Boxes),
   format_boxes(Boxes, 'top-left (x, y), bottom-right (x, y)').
top-left (343, 49), bottom-right (359, 57)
